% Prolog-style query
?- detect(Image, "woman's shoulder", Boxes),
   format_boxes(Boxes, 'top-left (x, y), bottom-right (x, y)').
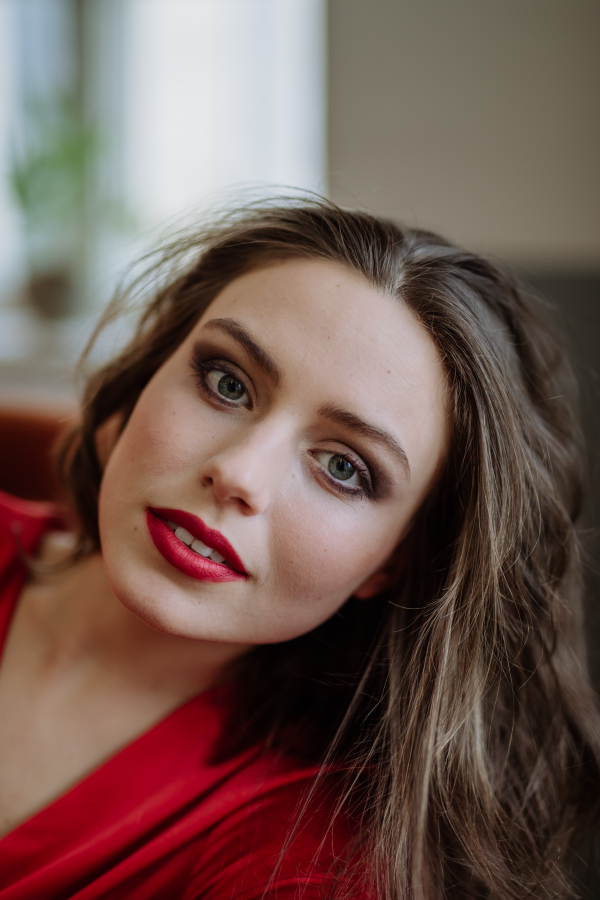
top-left (0, 490), bottom-right (67, 649)
top-left (0, 489), bottom-right (64, 572)
top-left (0, 489), bottom-right (63, 538)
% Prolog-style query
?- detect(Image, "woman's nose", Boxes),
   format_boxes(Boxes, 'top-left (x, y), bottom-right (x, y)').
top-left (198, 424), bottom-right (287, 515)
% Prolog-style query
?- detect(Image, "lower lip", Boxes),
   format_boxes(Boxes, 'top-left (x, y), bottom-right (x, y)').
top-left (145, 511), bottom-right (246, 583)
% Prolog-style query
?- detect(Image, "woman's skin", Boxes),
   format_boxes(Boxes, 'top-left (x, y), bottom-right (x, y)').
top-left (0, 259), bottom-right (448, 836)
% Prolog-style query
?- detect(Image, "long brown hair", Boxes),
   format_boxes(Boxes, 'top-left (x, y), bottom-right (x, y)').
top-left (58, 197), bottom-right (600, 898)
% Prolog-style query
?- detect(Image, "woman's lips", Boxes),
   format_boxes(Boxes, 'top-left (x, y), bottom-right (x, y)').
top-left (146, 507), bottom-right (247, 583)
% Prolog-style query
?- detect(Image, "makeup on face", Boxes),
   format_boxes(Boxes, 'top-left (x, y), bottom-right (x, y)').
top-left (146, 508), bottom-right (247, 583)
top-left (98, 259), bottom-right (449, 645)
top-left (188, 330), bottom-right (411, 503)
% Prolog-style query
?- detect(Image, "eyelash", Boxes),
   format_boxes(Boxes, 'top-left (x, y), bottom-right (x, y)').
top-left (191, 355), bottom-right (253, 409)
top-left (313, 451), bottom-right (375, 500)
top-left (190, 354), bottom-right (375, 500)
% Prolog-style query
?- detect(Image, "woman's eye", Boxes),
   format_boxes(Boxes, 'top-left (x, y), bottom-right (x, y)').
top-left (315, 451), bottom-right (362, 487)
top-left (206, 369), bottom-right (250, 406)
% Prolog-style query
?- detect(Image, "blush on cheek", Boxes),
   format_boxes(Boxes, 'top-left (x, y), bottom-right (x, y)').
top-left (119, 393), bottom-right (196, 480)
top-left (269, 503), bottom-right (394, 611)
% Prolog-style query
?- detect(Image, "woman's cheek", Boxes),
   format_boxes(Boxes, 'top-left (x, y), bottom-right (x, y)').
top-left (268, 494), bottom-right (392, 612)
top-left (112, 391), bottom-right (202, 491)
top-left (132, 393), bottom-right (192, 472)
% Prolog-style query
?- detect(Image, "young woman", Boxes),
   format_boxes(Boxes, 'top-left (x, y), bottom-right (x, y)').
top-left (0, 199), bottom-right (598, 900)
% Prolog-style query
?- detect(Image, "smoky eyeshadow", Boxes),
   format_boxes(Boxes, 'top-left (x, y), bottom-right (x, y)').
top-left (189, 339), bottom-right (398, 502)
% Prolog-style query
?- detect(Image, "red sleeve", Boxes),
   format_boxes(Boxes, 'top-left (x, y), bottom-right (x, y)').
top-left (0, 489), bottom-right (62, 568)
top-left (184, 776), bottom-right (374, 900)
top-left (0, 490), bottom-right (65, 649)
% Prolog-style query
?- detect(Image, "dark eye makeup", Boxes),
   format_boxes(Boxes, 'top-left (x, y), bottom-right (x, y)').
top-left (310, 449), bottom-right (375, 500)
top-left (189, 348), bottom-right (379, 501)
top-left (191, 352), bottom-right (254, 410)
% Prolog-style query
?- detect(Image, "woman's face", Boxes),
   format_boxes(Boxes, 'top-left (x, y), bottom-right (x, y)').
top-left (99, 260), bottom-right (448, 644)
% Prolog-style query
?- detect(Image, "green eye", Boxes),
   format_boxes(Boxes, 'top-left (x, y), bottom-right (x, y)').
top-left (328, 454), bottom-right (356, 481)
top-left (314, 451), bottom-right (363, 488)
top-left (217, 373), bottom-right (245, 401)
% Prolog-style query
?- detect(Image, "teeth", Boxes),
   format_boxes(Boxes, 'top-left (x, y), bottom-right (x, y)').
top-left (174, 525), bottom-right (194, 545)
top-left (167, 519), bottom-right (232, 568)
top-left (191, 538), bottom-right (212, 558)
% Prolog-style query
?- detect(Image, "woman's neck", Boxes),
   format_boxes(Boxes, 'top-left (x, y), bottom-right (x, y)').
top-left (21, 531), bottom-right (250, 699)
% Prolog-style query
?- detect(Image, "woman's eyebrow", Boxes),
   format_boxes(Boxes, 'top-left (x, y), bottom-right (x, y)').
top-left (203, 318), bottom-right (281, 385)
top-left (319, 403), bottom-right (411, 479)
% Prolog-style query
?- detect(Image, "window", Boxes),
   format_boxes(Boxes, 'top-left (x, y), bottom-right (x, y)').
top-left (0, 0), bottom-right (326, 364)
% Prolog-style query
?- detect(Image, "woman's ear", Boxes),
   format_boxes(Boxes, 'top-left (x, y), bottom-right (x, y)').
top-left (353, 570), bottom-right (394, 600)
top-left (95, 412), bottom-right (125, 470)
top-left (353, 537), bottom-right (412, 600)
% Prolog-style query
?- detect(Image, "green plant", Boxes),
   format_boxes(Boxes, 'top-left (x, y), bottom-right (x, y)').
top-left (10, 92), bottom-right (97, 235)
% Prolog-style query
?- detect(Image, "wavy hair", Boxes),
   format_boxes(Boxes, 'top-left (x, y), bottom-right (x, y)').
top-left (58, 198), bottom-right (600, 899)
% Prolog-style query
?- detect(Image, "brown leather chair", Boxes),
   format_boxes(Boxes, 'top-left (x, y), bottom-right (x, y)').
top-left (0, 405), bottom-right (76, 502)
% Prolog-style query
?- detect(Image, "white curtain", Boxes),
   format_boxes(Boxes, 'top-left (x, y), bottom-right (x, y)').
top-left (125, 0), bottom-right (327, 229)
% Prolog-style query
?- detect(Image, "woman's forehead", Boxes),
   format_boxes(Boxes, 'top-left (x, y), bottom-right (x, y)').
top-left (197, 260), bottom-right (422, 362)
top-left (199, 261), bottom-right (441, 384)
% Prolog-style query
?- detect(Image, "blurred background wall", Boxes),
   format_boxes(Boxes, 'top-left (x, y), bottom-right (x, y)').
top-left (329, 0), bottom-right (599, 270)
top-left (0, 0), bottom-right (599, 670)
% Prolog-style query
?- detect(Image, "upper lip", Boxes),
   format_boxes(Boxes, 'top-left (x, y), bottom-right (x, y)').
top-left (149, 507), bottom-right (247, 575)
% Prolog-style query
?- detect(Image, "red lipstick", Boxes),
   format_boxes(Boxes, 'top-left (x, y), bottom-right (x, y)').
top-left (146, 507), bottom-right (247, 583)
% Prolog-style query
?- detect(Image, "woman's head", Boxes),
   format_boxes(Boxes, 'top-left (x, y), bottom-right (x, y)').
top-left (62, 198), bottom-right (581, 648)
top-left (59, 198), bottom-right (599, 898)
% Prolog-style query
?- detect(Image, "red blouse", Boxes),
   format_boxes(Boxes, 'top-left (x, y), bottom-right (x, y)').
top-left (0, 492), bottom-right (369, 899)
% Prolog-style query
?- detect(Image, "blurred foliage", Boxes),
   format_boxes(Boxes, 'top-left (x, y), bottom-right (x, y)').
top-left (9, 93), bottom-right (96, 232)
top-left (8, 91), bottom-right (135, 317)
top-left (9, 92), bottom-right (135, 238)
